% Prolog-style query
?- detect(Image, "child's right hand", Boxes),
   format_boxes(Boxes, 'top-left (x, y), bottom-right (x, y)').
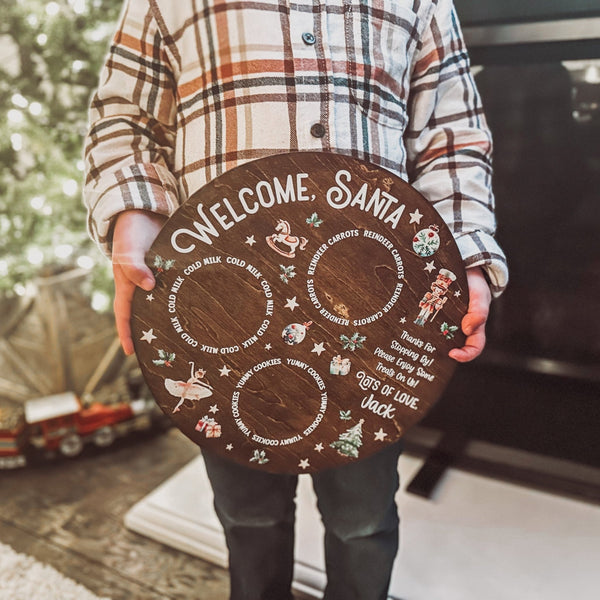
top-left (111, 209), bottom-right (167, 355)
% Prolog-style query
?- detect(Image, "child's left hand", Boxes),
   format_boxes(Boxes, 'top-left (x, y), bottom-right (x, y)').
top-left (448, 267), bottom-right (491, 363)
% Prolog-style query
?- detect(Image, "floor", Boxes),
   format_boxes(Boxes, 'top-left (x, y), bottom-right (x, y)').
top-left (124, 447), bottom-right (600, 600)
top-left (0, 429), bottom-right (230, 600)
top-left (1, 420), bottom-right (598, 600)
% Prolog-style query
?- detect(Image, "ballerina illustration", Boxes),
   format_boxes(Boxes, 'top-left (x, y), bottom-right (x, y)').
top-left (164, 362), bottom-right (214, 413)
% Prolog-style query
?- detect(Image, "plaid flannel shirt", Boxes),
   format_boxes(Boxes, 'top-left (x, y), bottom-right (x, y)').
top-left (84, 0), bottom-right (508, 295)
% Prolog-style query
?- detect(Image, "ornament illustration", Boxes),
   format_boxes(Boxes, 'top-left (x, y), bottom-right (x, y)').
top-left (413, 225), bottom-right (440, 257)
top-left (306, 212), bottom-right (323, 228)
top-left (250, 449), bottom-right (269, 465)
top-left (330, 419), bottom-right (365, 458)
top-left (414, 268), bottom-right (456, 327)
top-left (153, 349), bottom-right (176, 367)
top-left (330, 355), bottom-right (351, 376)
top-left (164, 362), bottom-right (214, 413)
top-left (282, 321), bottom-right (312, 345)
top-left (340, 332), bottom-right (366, 351)
top-left (152, 255), bottom-right (175, 275)
top-left (339, 410), bottom-right (352, 421)
top-left (195, 415), bottom-right (222, 438)
top-left (266, 219), bottom-right (308, 258)
top-left (441, 322), bottom-right (459, 340)
top-left (279, 264), bottom-right (297, 284)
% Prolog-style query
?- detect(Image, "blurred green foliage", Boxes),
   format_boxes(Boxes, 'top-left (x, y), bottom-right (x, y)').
top-left (0, 0), bottom-right (123, 302)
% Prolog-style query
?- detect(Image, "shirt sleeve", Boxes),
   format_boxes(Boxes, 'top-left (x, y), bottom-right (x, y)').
top-left (83, 0), bottom-right (180, 257)
top-left (405, 0), bottom-right (508, 297)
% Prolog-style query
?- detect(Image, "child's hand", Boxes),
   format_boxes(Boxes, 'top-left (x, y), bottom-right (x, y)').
top-left (448, 267), bottom-right (491, 363)
top-left (111, 210), bottom-right (167, 355)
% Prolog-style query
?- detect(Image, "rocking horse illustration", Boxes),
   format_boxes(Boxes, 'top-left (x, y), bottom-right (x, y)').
top-left (265, 220), bottom-right (308, 258)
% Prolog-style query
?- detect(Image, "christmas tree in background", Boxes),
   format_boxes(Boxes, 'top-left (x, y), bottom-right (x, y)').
top-left (0, 0), bottom-right (123, 307)
top-left (330, 418), bottom-right (365, 458)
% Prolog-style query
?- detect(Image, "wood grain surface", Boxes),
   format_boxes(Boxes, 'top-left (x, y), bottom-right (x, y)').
top-left (131, 152), bottom-right (468, 473)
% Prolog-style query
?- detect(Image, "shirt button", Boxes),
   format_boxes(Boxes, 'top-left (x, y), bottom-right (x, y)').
top-left (310, 123), bottom-right (326, 138)
top-left (302, 32), bottom-right (316, 45)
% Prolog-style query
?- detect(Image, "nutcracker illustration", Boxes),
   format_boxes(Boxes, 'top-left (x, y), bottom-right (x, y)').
top-left (414, 268), bottom-right (456, 326)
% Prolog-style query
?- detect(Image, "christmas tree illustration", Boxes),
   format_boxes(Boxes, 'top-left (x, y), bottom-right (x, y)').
top-left (330, 419), bottom-right (365, 458)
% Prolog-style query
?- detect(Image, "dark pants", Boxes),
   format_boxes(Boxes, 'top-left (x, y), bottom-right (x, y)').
top-left (203, 442), bottom-right (403, 600)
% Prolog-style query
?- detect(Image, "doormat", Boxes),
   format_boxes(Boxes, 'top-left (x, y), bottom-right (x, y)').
top-left (0, 542), bottom-right (111, 600)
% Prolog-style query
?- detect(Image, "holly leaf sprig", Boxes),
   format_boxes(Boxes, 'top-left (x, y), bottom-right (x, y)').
top-left (340, 332), bottom-right (366, 351)
top-left (153, 255), bottom-right (175, 275)
top-left (440, 322), bottom-right (459, 340)
top-left (306, 212), bottom-right (323, 228)
top-left (279, 264), bottom-right (297, 284)
top-left (250, 449), bottom-right (269, 464)
top-left (153, 349), bottom-right (176, 367)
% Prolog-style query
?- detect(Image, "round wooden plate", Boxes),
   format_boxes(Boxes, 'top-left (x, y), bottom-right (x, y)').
top-left (131, 152), bottom-right (468, 473)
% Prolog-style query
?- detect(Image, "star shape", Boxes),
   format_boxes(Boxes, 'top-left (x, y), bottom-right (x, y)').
top-left (245, 235), bottom-right (256, 246)
top-left (265, 343), bottom-right (272, 350)
top-left (454, 290), bottom-right (461, 297)
top-left (311, 342), bottom-right (325, 356)
top-left (399, 316), bottom-right (407, 324)
top-left (285, 296), bottom-right (299, 311)
top-left (140, 328), bottom-right (157, 344)
top-left (409, 209), bottom-right (423, 224)
top-left (298, 458), bottom-right (310, 470)
top-left (219, 365), bottom-right (232, 377)
top-left (226, 443), bottom-right (233, 451)
top-left (424, 261), bottom-right (436, 273)
top-left (209, 404), bottom-right (219, 414)
top-left (314, 443), bottom-right (324, 453)
top-left (146, 293), bottom-right (154, 302)
top-left (374, 428), bottom-right (388, 442)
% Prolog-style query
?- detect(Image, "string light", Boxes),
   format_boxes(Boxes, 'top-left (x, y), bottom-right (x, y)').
top-left (27, 247), bottom-right (45, 265)
top-left (10, 134), bottom-right (23, 151)
top-left (36, 33), bottom-right (48, 46)
top-left (54, 244), bottom-right (74, 259)
top-left (29, 102), bottom-right (43, 116)
top-left (30, 196), bottom-right (46, 210)
top-left (7, 109), bottom-right (24, 124)
top-left (63, 179), bottom-right (79, 197)
top-left (14, 284), bottom-right (27, 297)
top-left (11, 93), bottom-right (28, 108)
top-left (77, 255), bottom-right (95, 269)
top-left (70, 0), bottom-right (88, 15)
top-left (46, 2), bottom-right (60, 16)
top-left (92, 291), bottom-right (110, 312)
